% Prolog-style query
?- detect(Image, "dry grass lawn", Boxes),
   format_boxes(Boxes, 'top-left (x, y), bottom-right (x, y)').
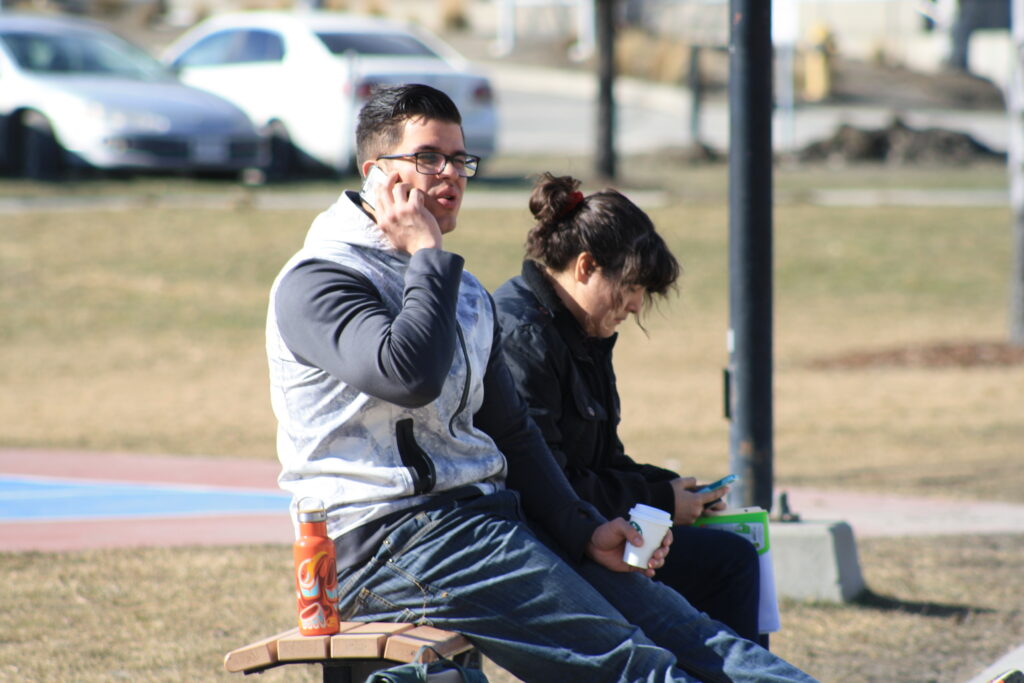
top-left (1, 534), bottom-right (1019, 682)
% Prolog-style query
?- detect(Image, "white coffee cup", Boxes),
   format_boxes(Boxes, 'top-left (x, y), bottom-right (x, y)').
top-left (622, 504), bottom-right (672, 568)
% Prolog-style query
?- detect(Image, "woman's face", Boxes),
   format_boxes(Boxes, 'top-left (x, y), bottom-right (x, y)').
top-left (576, 268), bottom-right (646, 338)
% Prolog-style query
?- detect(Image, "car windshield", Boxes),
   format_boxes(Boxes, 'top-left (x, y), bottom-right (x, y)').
top-left (0, 29), bottom-right (171, 80)
top-left (315, 31), bottom-right (437, 58)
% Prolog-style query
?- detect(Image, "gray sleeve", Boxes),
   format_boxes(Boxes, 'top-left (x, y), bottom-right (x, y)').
top-left (274, 249), bottom-right (465, 408)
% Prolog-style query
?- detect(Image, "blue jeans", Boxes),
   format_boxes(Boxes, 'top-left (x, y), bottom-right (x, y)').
top-left (660, 525), bottom-right (761, 642)
top-left (335, 491), bottom-right (815, 683)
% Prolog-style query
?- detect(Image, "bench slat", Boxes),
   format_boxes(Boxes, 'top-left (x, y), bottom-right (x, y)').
top-left (223, 626), bottom-right (298, 673)
top-left (278, 633), bottom-right (332, 661)
top-left (278, 622), bottom-right (366, 662)
top-left (383, 626), bottom-right (474, 663)
top-left (331, 622), bottom-right (415, 659)
top-left (225, 622), bottom-right (474, 675)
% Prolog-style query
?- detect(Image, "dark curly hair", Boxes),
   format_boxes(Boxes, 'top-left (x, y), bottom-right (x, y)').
top-left (355, 84), bottom-right (463, 170)
top-left (525, 172), bottom-right (680, 313)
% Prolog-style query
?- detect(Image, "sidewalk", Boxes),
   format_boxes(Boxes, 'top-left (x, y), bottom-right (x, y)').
top-left (3, 448), bottom-right (1023, 548)
top-left (0, 448), bottom-right (291, 552)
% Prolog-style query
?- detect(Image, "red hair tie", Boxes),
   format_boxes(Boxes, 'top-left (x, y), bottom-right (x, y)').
top-left (556, 191), bottom-right (585, 220)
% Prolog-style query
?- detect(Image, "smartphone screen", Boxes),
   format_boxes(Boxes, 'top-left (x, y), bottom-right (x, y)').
top-left (359, 165), bottom-right (388, 209)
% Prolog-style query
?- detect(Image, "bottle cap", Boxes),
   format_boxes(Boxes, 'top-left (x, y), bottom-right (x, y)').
top-left (297, 497), bottom-right (327, 523)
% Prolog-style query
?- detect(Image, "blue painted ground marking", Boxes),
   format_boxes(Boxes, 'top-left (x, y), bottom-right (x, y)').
top-left (0, 476), bottom-right (291, 522)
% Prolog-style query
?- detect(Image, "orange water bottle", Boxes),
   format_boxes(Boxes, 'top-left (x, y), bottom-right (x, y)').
top-left (293, 497), bottom-right (340, 636)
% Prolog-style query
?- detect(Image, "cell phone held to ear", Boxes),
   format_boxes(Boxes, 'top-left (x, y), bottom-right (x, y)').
top-left (359, 164), bottom-right (388, 209)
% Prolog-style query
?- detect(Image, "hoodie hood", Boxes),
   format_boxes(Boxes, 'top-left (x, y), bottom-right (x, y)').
top-left (305, 190), bottom-right (396, 252)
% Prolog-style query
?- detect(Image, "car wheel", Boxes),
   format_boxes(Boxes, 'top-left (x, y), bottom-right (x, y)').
top-left (21, 110), bottom-right (66, 181)
top-left (265, 121), bottom-right (297, 182)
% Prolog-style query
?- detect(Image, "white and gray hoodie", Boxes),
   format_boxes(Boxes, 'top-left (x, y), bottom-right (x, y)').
top-left (267, 191), bottom-right (511, 546)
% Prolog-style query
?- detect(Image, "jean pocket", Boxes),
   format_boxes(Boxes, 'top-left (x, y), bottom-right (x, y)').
top-left (353, 585), bottom-right (428, 624)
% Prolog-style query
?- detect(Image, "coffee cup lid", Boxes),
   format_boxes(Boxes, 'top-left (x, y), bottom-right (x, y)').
top-left (628, 504), bottom-right (672, 525)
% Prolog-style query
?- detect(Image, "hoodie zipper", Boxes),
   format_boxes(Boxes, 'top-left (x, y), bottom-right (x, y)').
top-left (448, 322), bottom-right (471, 437)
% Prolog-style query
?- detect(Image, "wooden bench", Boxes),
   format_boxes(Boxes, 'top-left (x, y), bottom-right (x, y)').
top-left (224, 622), bottom-right (479, 682)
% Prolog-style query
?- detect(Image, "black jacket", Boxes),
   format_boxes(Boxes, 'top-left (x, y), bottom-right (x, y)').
top-left (493, 260), bottom-right (678, 520)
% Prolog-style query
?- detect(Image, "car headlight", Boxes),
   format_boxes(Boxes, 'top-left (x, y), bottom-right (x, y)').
top-left (84, 102), bottom-right (172, 133)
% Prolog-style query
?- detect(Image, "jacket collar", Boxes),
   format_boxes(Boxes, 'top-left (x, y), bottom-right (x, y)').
top-left (520, 260), bottom-right (616, 359)
top-left (304, 190), bottom-right (401, 254)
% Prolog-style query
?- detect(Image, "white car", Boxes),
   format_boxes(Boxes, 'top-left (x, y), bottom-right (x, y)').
top-left (0, 14), bottom-right (263, 179)
top-left (162, 11), bottom-right (497, 177)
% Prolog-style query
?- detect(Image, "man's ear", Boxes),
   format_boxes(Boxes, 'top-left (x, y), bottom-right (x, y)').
top-left (575, 252), bottom-right (597, 284)
top-left (360, 159), bottom-right (376, 178)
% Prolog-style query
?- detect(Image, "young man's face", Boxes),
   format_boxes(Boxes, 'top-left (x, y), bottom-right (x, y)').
top-left (376, 117), bottom-right (468, 235)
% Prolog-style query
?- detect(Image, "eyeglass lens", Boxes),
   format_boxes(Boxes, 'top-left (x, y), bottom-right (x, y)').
top-left (415, 152), bottom-right (478, 177)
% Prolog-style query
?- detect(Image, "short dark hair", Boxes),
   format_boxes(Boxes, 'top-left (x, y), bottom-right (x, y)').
top-left (355, 84), bottom-right (463, 171)
top-left (526, 172), bottom-right (680, 311)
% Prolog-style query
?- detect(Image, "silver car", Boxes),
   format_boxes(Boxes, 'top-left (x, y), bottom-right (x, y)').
top-left (162, 11), bottom-right (497, 178)
top-left (0, 14), bottom-right (263, 179)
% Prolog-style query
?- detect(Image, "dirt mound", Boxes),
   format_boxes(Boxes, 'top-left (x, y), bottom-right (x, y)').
top-left (829, 58), bottom-right (1005, 111)
top-left (798, 117), bottom-right (1004, 165)
top-left (807, 340), bottom-right (1024, 370)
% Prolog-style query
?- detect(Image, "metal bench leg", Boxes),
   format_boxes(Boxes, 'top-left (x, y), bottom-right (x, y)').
top-left (455, 649), bottom-right (481, 669)
top-left (322, 662), bottom-right (354, 683)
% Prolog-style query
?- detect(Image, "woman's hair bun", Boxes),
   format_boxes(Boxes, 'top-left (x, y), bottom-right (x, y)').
top-left (528, 172), bottom-right (582, 225)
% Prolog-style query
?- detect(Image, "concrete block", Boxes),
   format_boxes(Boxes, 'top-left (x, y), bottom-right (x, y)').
top-left (770, 520), bottom-right (865, 602)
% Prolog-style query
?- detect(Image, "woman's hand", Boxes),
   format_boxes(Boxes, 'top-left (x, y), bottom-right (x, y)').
top-left (670, 477), bottom-right (729, 525)
top-left (584, 518), bottom-right (672, 578)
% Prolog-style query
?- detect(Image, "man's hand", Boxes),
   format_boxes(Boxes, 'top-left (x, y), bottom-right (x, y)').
top-left (372, 170), bottom-right (442, 254)
top-left (670, 477), bottom-right (729, 525)
top-left (584, 518), bottom-right (672, 578)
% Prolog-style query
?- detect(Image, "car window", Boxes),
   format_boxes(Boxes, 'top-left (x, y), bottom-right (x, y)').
top-left (237, 30), bottom-right (284, 62)
top-left (172, 30), bottom-right (241, 67)
top-left (174, 29), bottom-right (284, 67)
top-left (0, 29), bottom-right (169, 80)
top-left (315, 32), bottom-right (437, 58)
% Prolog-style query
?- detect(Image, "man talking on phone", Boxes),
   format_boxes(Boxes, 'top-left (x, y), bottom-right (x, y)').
top-left (266, 83), bottom-right (816, 682)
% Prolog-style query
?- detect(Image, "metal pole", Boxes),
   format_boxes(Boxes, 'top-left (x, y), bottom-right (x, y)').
top-left (688, 45), bottom-right (703, 148)
top-left (494, 0), bottom-right (515, 56)
top-left (1010, 0), bottom-right (1024, 345)
top-left (727, 0), bottom-right (774, 511)
top-left (595, 0), bottom-right (616, 181)
top-left (773, 0), bottom-right (798, 157)
top-left (572, 0), bottom-right (597, 61)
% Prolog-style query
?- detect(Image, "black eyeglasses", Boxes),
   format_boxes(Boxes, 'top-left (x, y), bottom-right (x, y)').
top-left (376, 151), bottom-right (481, 178)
